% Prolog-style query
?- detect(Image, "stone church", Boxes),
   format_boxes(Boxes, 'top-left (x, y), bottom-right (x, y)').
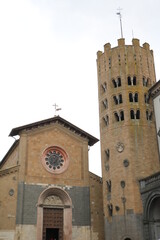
top-left (0, 38), bottom-right (160, 240)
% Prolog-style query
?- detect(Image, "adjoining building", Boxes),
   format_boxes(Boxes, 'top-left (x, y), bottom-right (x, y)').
top-left (139, 80), bottom-right (160, 240)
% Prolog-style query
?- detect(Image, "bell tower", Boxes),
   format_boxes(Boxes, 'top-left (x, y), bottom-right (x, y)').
top-left (97, 38), bottom-right (160, 239)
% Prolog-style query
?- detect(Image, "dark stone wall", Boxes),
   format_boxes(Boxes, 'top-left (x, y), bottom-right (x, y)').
top-left (16, 182), bottom-right (91, 226)
top-left (104, 214), bottom-right (144, 240)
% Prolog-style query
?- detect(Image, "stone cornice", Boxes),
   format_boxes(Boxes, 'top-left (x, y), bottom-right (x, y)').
top-left (0, 165), bottom-right (19, 177)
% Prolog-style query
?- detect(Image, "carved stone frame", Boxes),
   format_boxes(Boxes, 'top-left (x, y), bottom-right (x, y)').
top-left (37, 187), bottom-right (72, 240)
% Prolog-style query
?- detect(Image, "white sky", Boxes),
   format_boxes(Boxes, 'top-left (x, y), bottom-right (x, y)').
top-left (0, 0), bottom-right (160, 176)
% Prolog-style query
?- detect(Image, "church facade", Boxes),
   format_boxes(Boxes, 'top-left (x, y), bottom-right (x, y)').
top-left (0, 116), bottom-right (104, 240)
top-left (0, 38), bottom-right (160, 240)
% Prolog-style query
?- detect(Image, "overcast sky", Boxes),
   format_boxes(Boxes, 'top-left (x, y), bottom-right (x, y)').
top-left (0, 0), bottom-right (160, 176)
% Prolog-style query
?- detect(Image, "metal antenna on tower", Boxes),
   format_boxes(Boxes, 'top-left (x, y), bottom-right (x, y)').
top-left (116, 8), bottom-right (123, 38)
top-left (53, 103), bottom-right (62, 116)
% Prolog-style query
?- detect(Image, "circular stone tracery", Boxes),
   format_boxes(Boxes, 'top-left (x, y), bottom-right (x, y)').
top-left (42, 146), bottom-right (69, 174)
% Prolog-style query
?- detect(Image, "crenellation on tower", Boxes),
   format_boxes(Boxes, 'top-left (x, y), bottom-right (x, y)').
top-left (118, 38), bottom-right (125, 46)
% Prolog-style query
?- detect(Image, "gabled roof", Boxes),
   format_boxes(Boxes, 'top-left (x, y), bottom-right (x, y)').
top-left (9, 116), bottom-right (99, 146)
top-left (0, 140), bottom-right (19, 168)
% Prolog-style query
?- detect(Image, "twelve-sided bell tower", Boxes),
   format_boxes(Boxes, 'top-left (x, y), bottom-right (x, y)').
top-left (97, 38), bottom-right (160, 240)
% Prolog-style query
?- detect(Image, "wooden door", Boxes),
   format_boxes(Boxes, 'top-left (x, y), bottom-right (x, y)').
top-left (43, 208), bottom-right (63, 240)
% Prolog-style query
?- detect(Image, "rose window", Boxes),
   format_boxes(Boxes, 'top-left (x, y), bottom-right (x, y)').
top-left (45, 150), bottom-right (64, 170)
top-left (42, 146), bottom-right (69, 174)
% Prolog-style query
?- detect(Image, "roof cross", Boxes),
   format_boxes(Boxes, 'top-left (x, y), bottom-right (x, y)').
top-left (53, 103), bottom-right (62, 116)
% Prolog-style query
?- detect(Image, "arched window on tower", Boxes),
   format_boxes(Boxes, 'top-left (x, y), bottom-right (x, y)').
top-left (105, 149), bottom-right (110, 160)
top-left (114, 111), bottom-right (124, 122)
top-left (129, 92), bottom-right (138, 103)
top-left (128, 76), bottom-right (137, 86)
top-left (112, 77), bottom-right (121, 88)
top-left (130, 110), bottom-right (135, 119)
top-left (101, 82), bottom-right (107, 92)
top-left (143, 77), bottom-right (148, 87)
top-left (128, 76), bottom-right (132, 85)
top-left (118, 77), bottom-right (121, 87)
top-left (129, 93), bottom-right (133, 102)
top-left (134, 93), bottom-right (138, 102)
top-left (120, 111), bottom-right (124, 121)
top-left (119, 94), bottom-right (123, 103)
top-left (114, 112), bottom-right (119, 121)
top-left (106, 180), bottom-right (111, 192)
top-left (144, 93), bottom-right (150, 104)
top-left (102, 98), bottom-right (108, 109)
top-left (130, 109), bottom-right (140, 120)
top-left (112, 79), bottom-right (117, 88)
top-left (136, 109), bottom-right (140, 119)
top-left (103, 115), bottom-right (109, 126)
top-left (107, 203), bottom-right (113, 216)
top-left (146, 110), bottom-right (152, 121)
top-left (133, 76), bottom-right (136, 85)
top-left (113, 94), bottom-right (123, 105)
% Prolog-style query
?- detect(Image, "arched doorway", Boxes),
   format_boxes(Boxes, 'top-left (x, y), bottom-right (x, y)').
top-left (148, 197), bottom-right (160, 239)
top-left (144, 192), bottom-right (160, 239)
top-left (37, 187), bottom-right (72, 240)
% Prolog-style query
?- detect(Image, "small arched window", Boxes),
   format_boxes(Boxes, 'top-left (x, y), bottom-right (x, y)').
top-left (113, 94), bottom-right (123, 105)
top-left (144, 93), bottom-right (150, 104)
top-left (134, 93), bottom-right (138, 102)
top-left (113, 96), bottom-right (118, 105)
top-left (146, 110), bottom-right (152, 121)
top-left (129, 93), bottom-right (133, 102)
top-left (136, 109), bottom-right (140, 119)
top-left (112, 77), bottom-right (121, 88)
top-left (119, 94), bottom-right (123, 103)
top-left (114, 111), bottom-right (124, 122)
top-left (102, 99), bottom-right (108, 109)
top-left (143, 77), bottom-right (148, 87)
top-left (130, 110), bottom-right (134, 119)
top-left (128, 76), bottom-right (131, 85)
top-left (112, 79), bottom-right (117, 88)
top-left (133, 76), bottom-right (136, 85)
top-left (114, 112), bottom-right (119, 121)
top-left (103, 115), bottom-right (109, 126)
top-left (118, 77), bottom-right (121, 87)
top-left (120, 111), bottom-right (124, 121)
top-left (102, 82), bottom-right (107, 92)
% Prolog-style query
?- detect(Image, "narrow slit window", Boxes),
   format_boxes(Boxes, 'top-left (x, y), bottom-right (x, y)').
top-left (105, 149), bottom-right (110, 160)
top-left (106, 180), bottom-right (111, 192)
